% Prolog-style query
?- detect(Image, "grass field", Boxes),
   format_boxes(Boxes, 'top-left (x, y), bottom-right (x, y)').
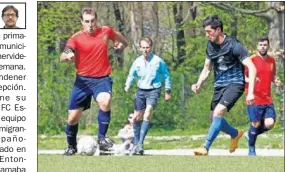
top-left (38, 155), bottom-right (284, 172)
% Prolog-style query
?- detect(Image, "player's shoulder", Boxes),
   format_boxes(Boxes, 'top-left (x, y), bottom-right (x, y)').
top-left (101, 25), bottom-right (115, 31)
top-left (249, 53), bottom-right (257, 59)
top-left (267, 54), bottom-right (276, 61)
top-left (70, 30), bottom-right (84, 38)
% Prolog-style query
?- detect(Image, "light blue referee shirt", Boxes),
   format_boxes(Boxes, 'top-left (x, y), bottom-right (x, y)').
top-left (125, 53), bottom-right (171, 91)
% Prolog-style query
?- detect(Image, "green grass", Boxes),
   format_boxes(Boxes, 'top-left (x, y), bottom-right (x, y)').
top-left (38, 155), bottom-right (284, 172)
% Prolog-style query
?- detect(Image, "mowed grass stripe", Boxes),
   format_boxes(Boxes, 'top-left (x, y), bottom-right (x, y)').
top-left (38, 155), bottom-right (284, 172)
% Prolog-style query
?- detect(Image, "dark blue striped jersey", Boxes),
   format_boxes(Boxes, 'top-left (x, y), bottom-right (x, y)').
top-left (206, 36), bottom-right (249, 87)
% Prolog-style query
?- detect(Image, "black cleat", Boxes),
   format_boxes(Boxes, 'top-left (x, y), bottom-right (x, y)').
top-left (63, 146), bottom-right (77, 156)
top-left (98, 137), bottom-right (114, 151)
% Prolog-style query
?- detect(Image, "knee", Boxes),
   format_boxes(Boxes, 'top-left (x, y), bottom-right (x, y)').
top-left (213, 105), bottom-right (227, 117)
top-left (264, 118), bottom-right (275, 129)
top-left (144, 106), bottom-right (153, 120)
top-left (133, 111), bottom-right (143, 121)
top-left (251, 121), bottom-right (261, 127)
top-left (67, 110), bottom-right (81, 125)
top-left (98, 95), bottom-right (111, 111)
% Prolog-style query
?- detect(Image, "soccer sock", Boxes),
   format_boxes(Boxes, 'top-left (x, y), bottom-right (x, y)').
top-left (221, 118), bottom-right (238, 138)
top-left (248, 125), bottom-right (258, 147)
top-left (97, 109), bottom-right (111, 140)
top-left (65, 123), bottom-right (78, 149)
top-left (204, 117), bottom-right (223, 150)
top-left (133, 121), bottom-right (142, 145)
top-left (138, 120), bottom-right (150, 145)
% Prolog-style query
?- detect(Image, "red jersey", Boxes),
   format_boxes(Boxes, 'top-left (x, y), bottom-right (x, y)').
top-left (245, 54), bottom-right (276, 105)
top-left (66, 26), bottom-right (116, 77)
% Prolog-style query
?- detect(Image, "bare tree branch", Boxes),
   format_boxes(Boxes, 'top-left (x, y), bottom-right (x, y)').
top-left (203, 2), bottom-right (275, 21)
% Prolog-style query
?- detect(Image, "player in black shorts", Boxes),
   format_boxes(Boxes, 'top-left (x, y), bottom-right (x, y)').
top-left (191, 15), bottom-right (257, 156)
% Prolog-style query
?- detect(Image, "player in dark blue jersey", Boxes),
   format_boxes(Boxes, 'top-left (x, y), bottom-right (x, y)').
top-left (191, 15), bottom-right (257, 156)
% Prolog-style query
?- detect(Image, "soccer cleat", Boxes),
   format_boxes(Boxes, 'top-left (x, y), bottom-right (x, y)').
top-left (193, 146), bottom-right (208, 156)
top-left (230, 129), bottom-right (244, 153)
top-left (137, 144), bottom-right (144, 155)
top-left (248, 146), bottom-right (256, 156)
top-left (98, 137), bottom-right (114, 151)
top-left (63, 146), bottom-right (77, 156)
top-left (129, 145), bottom-right (138, 156)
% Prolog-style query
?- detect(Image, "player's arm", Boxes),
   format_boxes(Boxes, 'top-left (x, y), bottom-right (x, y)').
top-left (124, 61), bottom-right (137, 92)
top-left (271, 61), bottom-right (281, 88)
top-left (160, 60), bottom-right (171, 100)
top-left (242, 57), bottom-right (256, 105)
top-left (59, 47), bottom-right (75, 62)
top-left (191, 58), bottom-right (212, 94)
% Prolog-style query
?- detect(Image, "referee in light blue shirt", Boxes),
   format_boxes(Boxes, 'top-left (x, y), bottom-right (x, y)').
top-left (124, 37), bottom-right (171, 155)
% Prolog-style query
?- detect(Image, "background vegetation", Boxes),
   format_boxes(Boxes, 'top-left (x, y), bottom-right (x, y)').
top-left (37, 2), bottom-right (285, 135)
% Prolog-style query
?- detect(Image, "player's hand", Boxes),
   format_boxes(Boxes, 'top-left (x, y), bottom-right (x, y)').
top-left (65, 52), bottom-right (75, 61)
top-left (191, 83), bottom-right (201, 94)
top-left (114, 42), bottom-right (125, 52)
top-left (124, 86), bottom-right (129, 92)
top-left (246, 93), bottom-right (255, 105)
top-left (165, 92), bottom-right (171, 101)
top-left (274, 77), bottom-right (281, 88)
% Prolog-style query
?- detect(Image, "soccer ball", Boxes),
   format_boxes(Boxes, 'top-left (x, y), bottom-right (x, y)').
top-left (77, 136), bottom-right (97, 156)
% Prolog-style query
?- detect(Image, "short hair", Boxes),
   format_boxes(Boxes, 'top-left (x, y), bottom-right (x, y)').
top-left (2, 5), bottom-right (19, 18)
top-left (202, 15), bottom-right (223, 32)
top-left (139, 37), bottom-right (153, 47)
top-left (258, 36), bottom-right (270, 45)
top-left (80, 7), bottom-right (97, 20)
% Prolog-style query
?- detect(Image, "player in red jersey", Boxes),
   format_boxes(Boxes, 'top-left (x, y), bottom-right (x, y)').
top-left (59, 7), bottom-right (128, 156)
top-left (244, 36), bottom-right (281, 156)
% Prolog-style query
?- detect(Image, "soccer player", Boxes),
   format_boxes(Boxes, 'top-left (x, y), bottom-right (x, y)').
top-left (245, 36), bottom-right (281, 156)
top-left (191, 15), bottom-right (256, 156)
top-left (124, 37), bottom-right (171, 155)
top-left (59, 7), bottom-right (128, 156)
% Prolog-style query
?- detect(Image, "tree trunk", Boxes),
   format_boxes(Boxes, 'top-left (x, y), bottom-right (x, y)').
top-left (173, 2), bottom-right (186, 66)
top-left (130, 2), bottom-right (143, 54)
top-left (149, 2), bottom-right (159, 51)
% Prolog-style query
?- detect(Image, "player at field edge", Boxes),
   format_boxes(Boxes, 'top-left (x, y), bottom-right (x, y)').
top-left (59, 7), bottom-right (128, 156)
top-left (191, 15), bottom-right (256, 156)
top-left (244, 36), bottom-right (281, 156)
top-left (124, 37), bottom-right (171, 155)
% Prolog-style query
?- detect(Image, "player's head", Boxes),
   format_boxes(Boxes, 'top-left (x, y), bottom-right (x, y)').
top-left (139, 37), bottom-right (153, 58)
top-left (257, 36), bottom-right (270, 56)
top-left (81, 7), bottom-right (97, 33)
top-left (203, 15), bottom-right (223, 44)
top-left (2, 5), bottom-right (19, 28)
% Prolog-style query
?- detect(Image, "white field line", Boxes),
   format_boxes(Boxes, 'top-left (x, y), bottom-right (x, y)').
top-left (39, 133), bottom-right (283, 141)
top-left (38, 149), bottom-right (284, 156)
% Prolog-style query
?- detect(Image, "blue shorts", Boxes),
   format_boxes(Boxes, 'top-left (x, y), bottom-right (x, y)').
top-left (247, 104), bottom-right (276, 122)
top-left (68, 75), bottom-right (112, 111)
top-left (134, 88), bottom-right (161, 111)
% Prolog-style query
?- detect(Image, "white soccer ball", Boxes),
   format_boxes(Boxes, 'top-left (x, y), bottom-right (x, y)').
top-left (77, 136), bottom-right (97, 156)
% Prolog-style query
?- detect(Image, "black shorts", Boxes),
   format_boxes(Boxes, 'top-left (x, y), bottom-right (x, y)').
top-left (210, 84), bottom-right (244, 112)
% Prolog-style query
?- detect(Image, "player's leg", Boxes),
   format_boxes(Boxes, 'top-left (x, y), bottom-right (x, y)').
top-left (130, 89), bottom-right (145, 155)
top-left (219, 84), bottom-right (244, 153)
top-left (137, 88), bottom-right (160, 155)
top-left (93, 76), bottom-right (114, 151)
top-left (133, 110), bottom-right (143, 146)
top-left (193, 87), bottom-right (223, 156)
top-left (246, 105), bottom-right (261, 156)
top-left (259, 104), bottom-right (276, 134)
top-left (64, 80), bottom-right (91, 156)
